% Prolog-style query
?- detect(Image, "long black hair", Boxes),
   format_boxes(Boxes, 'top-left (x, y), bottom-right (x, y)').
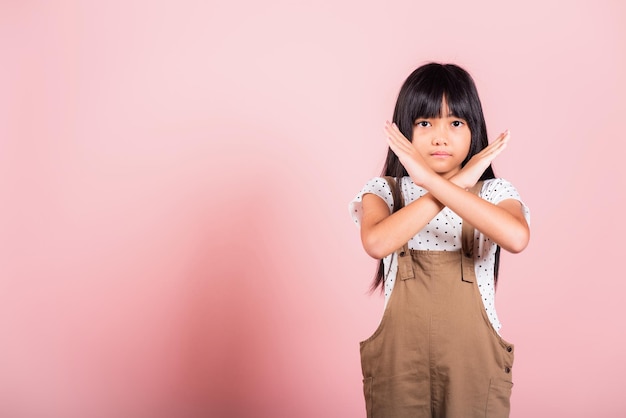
top-left (372, 62), bottom-right (501, 291)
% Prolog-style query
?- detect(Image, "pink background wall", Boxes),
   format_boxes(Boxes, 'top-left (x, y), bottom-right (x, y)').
top-left (2, 0), bottom-right (625, 417)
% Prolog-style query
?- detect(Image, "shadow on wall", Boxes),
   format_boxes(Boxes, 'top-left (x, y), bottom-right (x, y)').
top-left (178, 176), bottom-right (292, 417)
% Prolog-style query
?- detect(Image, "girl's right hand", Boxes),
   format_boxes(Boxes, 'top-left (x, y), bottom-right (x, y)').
top-left (452, 130), bottom-right (510, 189)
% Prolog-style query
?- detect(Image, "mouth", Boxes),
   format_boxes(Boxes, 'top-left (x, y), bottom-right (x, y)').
top-left (431, 151), bottom-right (452, 157)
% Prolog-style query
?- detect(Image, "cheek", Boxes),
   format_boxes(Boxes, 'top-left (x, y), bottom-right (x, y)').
top-left (411, 127), bottom-right (421, 142)
top-left (411, 136), bottom-right (430, 156)
top-left (462, 131), bottom-right (472, 152)
top-left (456, 133), bottom-right (471, 162)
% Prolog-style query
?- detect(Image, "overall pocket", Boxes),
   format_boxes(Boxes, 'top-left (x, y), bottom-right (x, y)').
top-left (485, 378), bottom-right (513, 417)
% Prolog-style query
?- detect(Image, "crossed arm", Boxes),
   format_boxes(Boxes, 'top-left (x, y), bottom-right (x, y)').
top-left (360, 124), bottom-right (530, 260)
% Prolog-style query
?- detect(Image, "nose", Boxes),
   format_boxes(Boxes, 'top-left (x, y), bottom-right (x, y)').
top-left (432, 123), bottom-right (449, 145)
top-left (432, 135), bottom-right (448, 146)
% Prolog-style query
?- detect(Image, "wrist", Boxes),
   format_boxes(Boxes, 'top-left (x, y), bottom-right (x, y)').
top-left (419, 170), bottom-right (446, 192)
top-left (408, 167), bottom-right (437, 189)
top-left (449, 172), bottom-right (473, 190)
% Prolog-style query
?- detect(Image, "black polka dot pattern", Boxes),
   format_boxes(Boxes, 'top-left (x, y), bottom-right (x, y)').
top-left (349, 176), bottom-right (531, 332)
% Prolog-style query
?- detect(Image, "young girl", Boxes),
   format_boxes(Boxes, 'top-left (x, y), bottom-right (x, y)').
top-left (349, 63), bottom-right (530, 418)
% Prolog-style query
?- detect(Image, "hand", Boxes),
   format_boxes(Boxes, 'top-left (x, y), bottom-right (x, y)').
top-left (451, 130), bottom-right (510, 190)
top-left (384, 121), bottom-right (435, 187)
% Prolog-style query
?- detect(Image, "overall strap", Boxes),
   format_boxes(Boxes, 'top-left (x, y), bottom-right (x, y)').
top-left (461, 181), bottom-right (484, 282)
top-left (384, 177), bottom-right (414, 280)
top-left (461, 181), bottom-right (485, 258)
top-left (383, 176), bottom-right (405, 213)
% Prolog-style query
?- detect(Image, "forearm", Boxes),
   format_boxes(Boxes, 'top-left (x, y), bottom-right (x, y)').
top-left (423, 175), bottom-right (530, 253)
top-left (361, 192), bottom-right (444, 259)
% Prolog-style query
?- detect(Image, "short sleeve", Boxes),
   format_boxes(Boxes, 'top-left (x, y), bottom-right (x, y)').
top-left (481, 178), bottom-right (531, 225)
top-left (349, 177), bottom-right (394, 228)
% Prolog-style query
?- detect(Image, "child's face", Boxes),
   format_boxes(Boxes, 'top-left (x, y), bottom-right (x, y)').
top-left (411, 100), bottom-right (471, 179)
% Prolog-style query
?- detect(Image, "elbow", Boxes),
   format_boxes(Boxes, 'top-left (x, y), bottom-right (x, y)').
top-left (364, 247), bottom-right (388, 260)
top-left (504, 227), bottom-right (530, 254)
top-left (361, 233), bottom-right (391, 260)
top-left (363, 242), bottom-right (387, 260)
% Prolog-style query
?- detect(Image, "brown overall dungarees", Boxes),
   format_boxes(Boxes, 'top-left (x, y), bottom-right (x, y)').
top-left (360, 179), bottom-right (514, 418)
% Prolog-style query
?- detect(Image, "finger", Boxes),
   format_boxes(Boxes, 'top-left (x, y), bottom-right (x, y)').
top-left (384, 122), bottom-right (407, 142)
top-left (484, 142), bottom-right (507, 162)
top-left (483, 141), bottom-right (508, 158)
top-left (387, 137), bottom-right (412, 157)
top-left (480, 132), bottom-right (510, 155)
top-left (384, 124), bottom-right (412, 151)
top-left (385, 127), bottom-right (409, 151)
top-left (473, 138), bottom-right (509, 162)
top-left (493, 130), bottom-right (511, 144)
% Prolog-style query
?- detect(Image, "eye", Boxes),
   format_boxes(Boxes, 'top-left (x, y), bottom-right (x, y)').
top-left (451, 120), bottom-right (465, 127)
top-left (415, 120), bottom-right (430, 127)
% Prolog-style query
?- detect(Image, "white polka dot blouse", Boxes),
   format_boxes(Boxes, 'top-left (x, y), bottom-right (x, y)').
top-left (349, 177), bottom-right (531, 333)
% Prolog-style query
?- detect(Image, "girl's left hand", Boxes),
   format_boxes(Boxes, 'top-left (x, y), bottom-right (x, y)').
top-left (384, 121), bottom-right (434, 186)
top-left (451, 130), bottom-right (509, 190)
